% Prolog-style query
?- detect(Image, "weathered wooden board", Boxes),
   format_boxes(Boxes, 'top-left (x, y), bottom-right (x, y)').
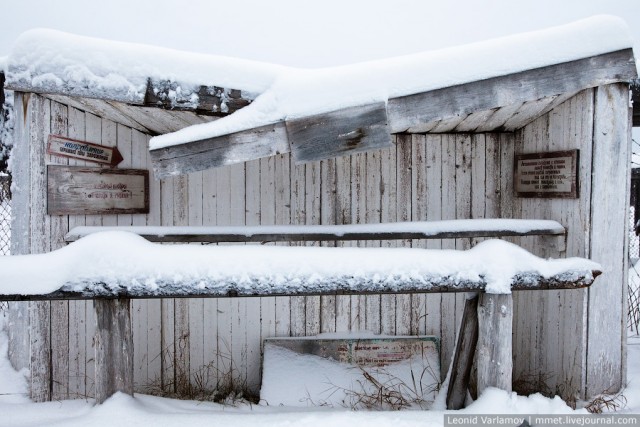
top-left (47, 166), bottom-right (149, 215)
top-left (514, 150), bottom-right (579, 198)
top-left (287, 102), bottom-right (392, 164)
top-left (150, 122), bottom-right (289, 178)
top-left (477, 293), bottom-right (513, 394)
top-left (446, 295), bottom-right (479, 410)
top-left (388, 49), bottom-right (637, 133)
top-left (48, 134), bottom-right (124, 167)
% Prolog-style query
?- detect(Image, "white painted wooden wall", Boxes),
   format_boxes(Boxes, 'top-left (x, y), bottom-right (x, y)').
top-left (7, 85), bottom-right (630, 401)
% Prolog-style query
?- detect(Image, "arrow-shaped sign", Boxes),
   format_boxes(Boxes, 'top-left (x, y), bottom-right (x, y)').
top-left (47, 134), bottom-right (124, 167)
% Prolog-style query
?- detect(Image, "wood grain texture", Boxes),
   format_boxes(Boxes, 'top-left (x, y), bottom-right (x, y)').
top-left (151, 122), bottom-right (289, 178)
top-left (94, 299), bottom-right (134, 404)
top-left (477, 293), bottom-right (513, 395)
top-left (586, 83), bottom-right (630, 396)
top-left (446, 295), bottom-right (479, 409)
top-left (388, 49), bottom-right (636, 133)
top-left (288, 102), bottom-right (392, 164)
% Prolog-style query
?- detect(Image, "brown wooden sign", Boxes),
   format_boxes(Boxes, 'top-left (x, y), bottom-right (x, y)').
top-left (47, 134), bottom-right (124, 167)
top-left (47, 166), bottom-right (149, 215)
top-left (514, 150), bottom-right (579, 198)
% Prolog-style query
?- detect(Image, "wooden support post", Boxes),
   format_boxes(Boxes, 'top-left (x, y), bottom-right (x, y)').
top-left (476, 293), bottom-right (513, 395)
top-left (94, 299), bottom-right (134, 404)
top-left (446, 294), bottom-right (479, 409)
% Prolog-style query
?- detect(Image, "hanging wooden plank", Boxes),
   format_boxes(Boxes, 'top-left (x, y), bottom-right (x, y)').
top-left (150, 122), bottom-right (289, 178)
top-left (287, 102), bottom-right (392, 164)
top-left (47, 166), bottom-right (149, 215)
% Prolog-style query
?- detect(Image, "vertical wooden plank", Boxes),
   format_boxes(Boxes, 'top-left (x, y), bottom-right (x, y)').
top-left (587, 83), bottom-right (630, 396)
top-left (66, 106), bottom-right (88, 399)
top-left (245, 159), bottom-right (262, 393)
top-left (29, 95), bottom-right (51, 402)
top-left (425, 134), bottom-right (443, 338)
top-left (455, 133), bottom-right (472, 341)
top-left (159, 174), bottom-right (175, 392)
top-left (274, 154), bottom-right (291, 337)
top-left (364, 151), bottom-right (381, 334)
top-left (49, 101), bottom-right (70, 401)
top-left (229, 162), bottom-right (247, 391)
top-left (187, 170), bottom-right (205, 393)
top-left (94, 299), bottom-right (134, 404)
top-left (259, 156), bottom-right (277, 388)
top-left (305, 162), bottom-right (321, 336)
top-left (172, 173), bottom-right (190, 395)
top-left (320, 158), bottom-right (337, 334)
top-left (411, 135), bottom-right (427, 336)
top-left (214, 166), bottom-right (233, 391)
top-left (440, 134), bottom-right (457, 378)
top-left (116, 124), bottom-right (133, 227)
top-left (201, 167), bottom-right (218, 391)
top-left (395, 134), bottom-right (412, 336)
top-left (290, 162), bottom-right (306, 336)
top-left (334, 156), bottom-right (352, 332)
top-left (7, 92), bottom-right (31, 374)
top-left (380, 143), bottom-right (397, 336)
top-left (477, 293), bottom-right (513, 395)
top-left (350, 153), bottom-right (366, 332)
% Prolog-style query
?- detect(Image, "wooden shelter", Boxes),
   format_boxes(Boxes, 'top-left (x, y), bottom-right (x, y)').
top-left (0, 17), bottom-right (637, 404)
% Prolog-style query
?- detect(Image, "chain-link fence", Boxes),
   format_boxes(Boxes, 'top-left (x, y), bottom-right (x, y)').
top-left (0, 175), bottom-right (10, 256)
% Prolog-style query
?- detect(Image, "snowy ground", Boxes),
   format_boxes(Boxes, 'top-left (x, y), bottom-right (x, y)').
top-left (0, 321), bottom-right (638, 427)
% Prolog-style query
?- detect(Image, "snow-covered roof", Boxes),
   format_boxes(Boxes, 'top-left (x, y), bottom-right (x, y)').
top-left (0, 232), bottom-right (600, 299)
top-left (2, 16), bottom-right (636, 177)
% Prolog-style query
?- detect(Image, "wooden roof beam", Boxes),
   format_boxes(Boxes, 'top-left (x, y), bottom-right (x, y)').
top-left (388, 49), bottom-right (637, 133)
top-left (150, 50), bottom-right (636, 178)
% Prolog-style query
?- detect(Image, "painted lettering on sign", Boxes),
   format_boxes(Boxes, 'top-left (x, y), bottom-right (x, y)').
top-left (47, 134), bottom-right (124, 167)
top-left (514, 150), bottom-right (579, 198)
top-left (47, 165), bottom-right (149, 215)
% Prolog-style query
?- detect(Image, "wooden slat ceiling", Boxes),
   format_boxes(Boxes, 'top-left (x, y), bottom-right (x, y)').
top-left (42, 89), bottom-right (576, 137)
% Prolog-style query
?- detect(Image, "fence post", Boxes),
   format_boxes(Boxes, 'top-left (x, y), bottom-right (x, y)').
top-left (94, 298), bottom-right (134, 404)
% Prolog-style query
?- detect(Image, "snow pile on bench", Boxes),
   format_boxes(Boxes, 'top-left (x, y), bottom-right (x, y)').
top-left (0, 231), bottom-right (599, 298)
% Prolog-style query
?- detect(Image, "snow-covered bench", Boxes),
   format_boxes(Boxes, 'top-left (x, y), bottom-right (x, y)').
top-left (0, 219), bottom-right (600, 407)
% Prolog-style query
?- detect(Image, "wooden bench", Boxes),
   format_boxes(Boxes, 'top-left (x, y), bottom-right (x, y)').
top-left (0, 219), bottom-right (599, 408)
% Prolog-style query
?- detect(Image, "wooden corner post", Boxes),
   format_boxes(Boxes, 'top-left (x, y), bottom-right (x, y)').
top-left (94, 299), bottom-right (134, 404)
top-left (476, 293), bottom-right (513, 395)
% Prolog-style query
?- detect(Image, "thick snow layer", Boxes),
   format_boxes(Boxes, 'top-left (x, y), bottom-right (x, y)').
top-left (6, 29), bottom-right (287, 102)
top-left (65, 219), bottom-right (565, 241)
top-left (149, 15), bottom-right (633, 149)
top-left (0, 231), bottom-right (599, 296)
top-left (2, 16), bottom-right (632, 149)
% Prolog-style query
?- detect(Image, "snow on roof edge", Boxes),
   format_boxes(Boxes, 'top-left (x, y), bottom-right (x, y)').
top-left (149, 15), bottom-right (634, 150)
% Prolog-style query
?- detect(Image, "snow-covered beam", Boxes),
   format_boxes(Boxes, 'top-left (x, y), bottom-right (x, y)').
top-left (0, 232), bottom-right (599, 301)
top-left (64, 219), bottom-right (567, 243)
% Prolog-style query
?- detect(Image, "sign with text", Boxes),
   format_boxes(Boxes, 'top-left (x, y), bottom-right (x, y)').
top-left (514, 150), bottom-right (579, 198)
top-left (47, 134), bottom-right (124, 167)
top-left (47, 166), bottom-right (149, 215)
